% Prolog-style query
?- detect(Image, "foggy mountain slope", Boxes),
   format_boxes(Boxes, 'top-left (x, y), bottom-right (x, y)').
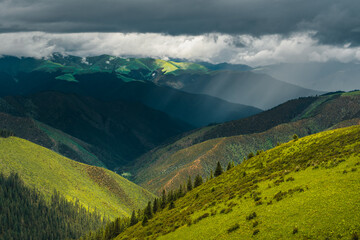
top-left (255, 62), bottom-right (360, 92)
top-left (155, 70), bottom-right (323, 109)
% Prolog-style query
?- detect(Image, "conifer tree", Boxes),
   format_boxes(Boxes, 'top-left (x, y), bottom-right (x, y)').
top-left (177, 184), bottom-right (184, 198)
top-left (210, 170), bottom-right (213, 179)
top-left (227, 161), bottom-right (234, 170)
top-left (214, 161), bottom-right (223, 177)
top-left (169, 201), bottom-right (175, 210)
top-left (152, 198), bottom-right (159, 214)
top-left (144, 201), bottom-right (152, 219)
top-left (187, 176), bottom-right (193, 191)
top-left (113, 218), bottom-right (122, 236)
top-left (142, 215), bottom-right (148, 226)
top-left (130, 210), bottom-right (138, 226)
top-left (161, 190), bottom-right (166, 209)
top-left (194, 174), bottom-right (203, 188)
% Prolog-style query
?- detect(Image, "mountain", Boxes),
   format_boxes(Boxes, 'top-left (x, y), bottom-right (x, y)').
top-left (0, 135), bottom-right (155, 219)
top-left (0, 55), bottom-right (262, 127)
top-left (114, 125), bottom-right (360, 239)
top-left (132, 91), bottom-right (360, 193)
top-left (255, 62), bottom-right (360, 92)
top-left (0, 91), bottom-right (191, 169)
top-left (154, 70), bottom-right (323, 109)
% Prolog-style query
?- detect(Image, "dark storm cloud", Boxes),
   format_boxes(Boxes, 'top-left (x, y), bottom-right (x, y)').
top-left (0, 0), bottom-right (360, 45)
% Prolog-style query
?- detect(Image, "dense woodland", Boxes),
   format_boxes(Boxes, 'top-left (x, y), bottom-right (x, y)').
top-left (0, 172), bottom-right (106, 240)
top-left (0, 129), bottom-right (14, 138)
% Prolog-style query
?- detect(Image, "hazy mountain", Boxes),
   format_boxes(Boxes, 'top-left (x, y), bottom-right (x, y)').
top-left (154, 70), bottom-right (323, 109)
top-left (255, 62), bottom-right (360, 92)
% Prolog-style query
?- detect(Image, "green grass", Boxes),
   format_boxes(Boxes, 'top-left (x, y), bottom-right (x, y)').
top-left (55, 73), bottom-right (78, 82)
top-left (342, 90), bottom-right (360, 96)
top-left (116, 125), bottom-right (360, 239)
top-left (36, 121), bottom-right (106, 167)
top-left (0, 137), bottom-right (155, 219)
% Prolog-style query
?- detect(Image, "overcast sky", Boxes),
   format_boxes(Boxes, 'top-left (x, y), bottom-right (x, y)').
top-left (1, 0), bottom-right (360, 66)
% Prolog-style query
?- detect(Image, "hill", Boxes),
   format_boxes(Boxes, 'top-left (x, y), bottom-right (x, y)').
top-left (0, 91), bottom-right (192, 169)
top-left (114, 125), bottom-right (360, 239)
top-left (0, 136), bottom-right (155, 219)
top-left (132, 91), bottom-right (360, 193)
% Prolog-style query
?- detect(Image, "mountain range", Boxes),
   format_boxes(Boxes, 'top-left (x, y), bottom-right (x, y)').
top-left (0, 54), bottom-right (359, 240)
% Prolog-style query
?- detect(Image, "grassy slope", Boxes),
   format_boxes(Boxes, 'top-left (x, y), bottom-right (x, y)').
top-left (133, 92), bottom-right (360, 193)
top-left (116, 125), bottom-right (360, 239)
top-left (0, 137), bottom-right (155, 219)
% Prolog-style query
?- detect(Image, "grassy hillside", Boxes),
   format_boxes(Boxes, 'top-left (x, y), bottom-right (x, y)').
top-left (133, 92), bottom-right (360, 193)
top-left (116, 125), bottom-right (360, 239)
top-left (0, 136), bottom-right (155, 219)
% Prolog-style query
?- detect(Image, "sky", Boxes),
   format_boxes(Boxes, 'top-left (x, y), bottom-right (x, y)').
top-left (1, 0), bottom-right (360, 66)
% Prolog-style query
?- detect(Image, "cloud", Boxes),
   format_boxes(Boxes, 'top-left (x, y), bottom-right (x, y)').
top-left (1, 32), bottom-right (360, 66)
top-left (0, 0), bottom-right (359, 45)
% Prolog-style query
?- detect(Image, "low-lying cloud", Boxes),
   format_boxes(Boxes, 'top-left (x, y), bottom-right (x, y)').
top-left (1, 32), bottom-right (360, 66)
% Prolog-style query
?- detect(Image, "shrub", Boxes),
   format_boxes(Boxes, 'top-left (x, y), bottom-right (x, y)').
top-left (253, 221), bottom-right (259, 228)
top-left (293, 134), bottom-right (299, 141)
top-left (352, 232), bottom-right (359, 240)
top-left (194, 213), bottom-right (209, 223)
top-left (246, 212), bottom-right (257, 221)
top-left (293, 227), bottom-right (298, 234)
top-left (286, 177), bottom-right (295, 182)
top-left (227, 223), bottom-right (240, 233)
top-left (253, 229), bottom-right (260, 235)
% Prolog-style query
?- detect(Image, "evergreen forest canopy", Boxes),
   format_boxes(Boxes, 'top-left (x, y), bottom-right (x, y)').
top-left (0, 172), bottom-right (106, 240)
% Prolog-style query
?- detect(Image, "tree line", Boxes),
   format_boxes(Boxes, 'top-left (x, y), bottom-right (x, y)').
top-left (0, 172), bottom-right (106, 240)
top-left (0, 129), bottom-right (14, 138)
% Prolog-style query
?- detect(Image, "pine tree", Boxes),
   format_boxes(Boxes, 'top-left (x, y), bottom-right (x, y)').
top-left (187, 176), bottom-right (193, 191)
top-left (142, 215), bottom-right (148, 226)
top-left (144, 201), bottom-right (152, 219)
top-left (194, 174), bottom-right (203, 188)
top-left (152, 198), bottom-right (158, 214)
top-left (214, 161), bottom-right (223, 177)
top-left (160, 190), bottom-right (166, 209)
top-left (177, 184), bottom-right (184, 198)
top-left (130, 210), bottom-right (138, 226)
top-left (227, 162), bottom-right (233, 170)
top-left (168, 201), bottom-right (175, 210)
